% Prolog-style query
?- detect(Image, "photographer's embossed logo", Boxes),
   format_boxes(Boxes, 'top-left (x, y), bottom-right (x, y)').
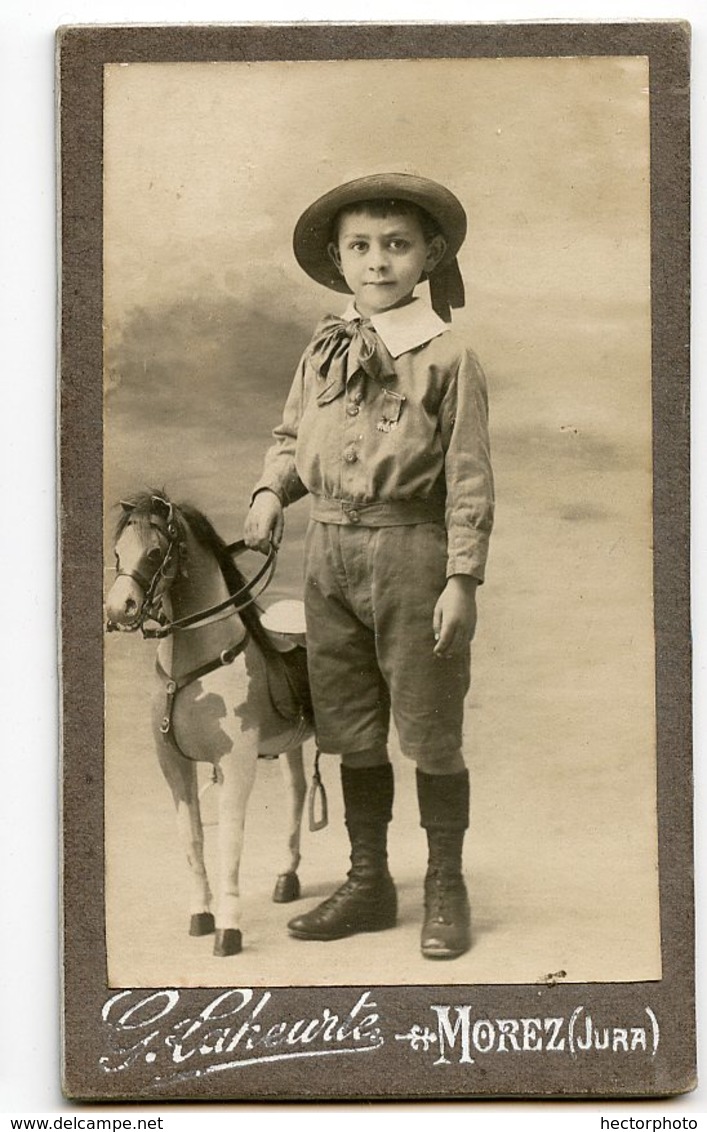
top-left (99, 989), bottom-right (660, 1084)
top-left (100, 987), bottom-right (383, 1083)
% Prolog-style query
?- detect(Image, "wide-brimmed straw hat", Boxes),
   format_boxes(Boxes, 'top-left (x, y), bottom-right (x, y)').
top-left (293, 173), bottom-right (467, 320)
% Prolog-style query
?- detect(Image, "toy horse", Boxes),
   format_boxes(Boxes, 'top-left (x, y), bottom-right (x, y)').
top-left (105, 491), bottom-right (323, 956)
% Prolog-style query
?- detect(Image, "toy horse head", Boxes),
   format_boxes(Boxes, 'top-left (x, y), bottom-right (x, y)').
top-left (106, 491), bottom-right (185, 633)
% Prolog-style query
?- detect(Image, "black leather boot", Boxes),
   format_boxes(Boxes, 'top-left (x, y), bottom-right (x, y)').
top-left (417, 769), bottom-right (471, 960)
top-left (287, 763), bottom-right (397, 941)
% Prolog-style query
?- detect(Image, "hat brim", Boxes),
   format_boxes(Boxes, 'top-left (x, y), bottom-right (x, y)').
top-left (293, 173), bottom-right (467, 294)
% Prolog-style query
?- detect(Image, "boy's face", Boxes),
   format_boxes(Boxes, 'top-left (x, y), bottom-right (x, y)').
top-left (328, 207), bottom-right (446, 317)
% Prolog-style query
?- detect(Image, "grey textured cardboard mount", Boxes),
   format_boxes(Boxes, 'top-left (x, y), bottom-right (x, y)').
top-left (59, 21), bottom-right (693, 1101)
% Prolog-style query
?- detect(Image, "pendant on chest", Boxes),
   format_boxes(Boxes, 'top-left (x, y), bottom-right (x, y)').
top-left (376, 389), bottom-right (406, 433)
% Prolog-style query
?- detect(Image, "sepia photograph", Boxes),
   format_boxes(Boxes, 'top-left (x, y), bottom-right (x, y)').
top-left (58, 22), bottom-right (693, 1101)
top-left (103, 53), bottom-right (658, 990)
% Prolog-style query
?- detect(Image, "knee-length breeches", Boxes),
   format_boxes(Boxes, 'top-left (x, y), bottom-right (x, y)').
top-left (303, 521), bottom-right (470, 760)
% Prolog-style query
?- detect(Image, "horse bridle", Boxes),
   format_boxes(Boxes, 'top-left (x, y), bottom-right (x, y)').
top-left (107, 496), bottom-right (277, 638)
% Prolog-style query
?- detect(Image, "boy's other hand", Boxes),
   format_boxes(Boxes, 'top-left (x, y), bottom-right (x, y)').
top-left (244, 490), bottom-right (284, 554)
top-left (433, 575), bottom-right (479, 658)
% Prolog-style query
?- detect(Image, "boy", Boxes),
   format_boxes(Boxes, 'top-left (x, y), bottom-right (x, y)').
top-left (245, 173), bottom-right (494, 959)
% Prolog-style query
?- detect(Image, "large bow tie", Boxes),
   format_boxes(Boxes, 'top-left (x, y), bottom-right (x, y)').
top-left (308, 315), bottom-right (396, 388)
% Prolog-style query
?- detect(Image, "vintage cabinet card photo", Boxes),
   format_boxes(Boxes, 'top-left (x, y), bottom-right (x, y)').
top-left (58, 21), bottom-right (694, 1100)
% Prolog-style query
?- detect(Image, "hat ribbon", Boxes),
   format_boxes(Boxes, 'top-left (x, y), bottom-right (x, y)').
top-left (429, 256), bottom-right (466, 324)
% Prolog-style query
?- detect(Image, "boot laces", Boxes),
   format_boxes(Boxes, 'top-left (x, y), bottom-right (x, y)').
top-left (317, 866), bottom-right (387, 912)
top-left (425, 870), bottom-right (467, 925)
top-left (323, 876), bottom-right (364, 909)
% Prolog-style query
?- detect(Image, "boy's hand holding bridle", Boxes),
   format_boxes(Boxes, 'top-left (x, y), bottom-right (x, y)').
top-left (433, 574), bottom-right (479, 658)
top-left (245, 490), bottom-right (284, 555)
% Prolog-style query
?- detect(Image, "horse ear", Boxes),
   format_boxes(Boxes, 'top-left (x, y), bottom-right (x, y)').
top-left (151, 494), bottom-right (169, 517)
top-left (151, 495), bottom-right (176, 531)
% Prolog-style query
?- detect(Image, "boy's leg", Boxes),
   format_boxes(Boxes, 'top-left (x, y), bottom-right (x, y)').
top-left (287, 753), bottom-right (397, 940)
top-left (369, 525), bottom-right (473, 958)
top-left (415, 763), bottom-right (471, 959)
top-left (289, 524), bottom-right (397, 941)
top-left (302, 521), bottom-right (391, 754)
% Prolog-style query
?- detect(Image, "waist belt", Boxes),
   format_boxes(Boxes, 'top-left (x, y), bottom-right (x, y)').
top-left (310, 496), bottom-right (444, 526)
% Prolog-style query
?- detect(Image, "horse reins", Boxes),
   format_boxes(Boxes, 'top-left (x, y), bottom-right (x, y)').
top-left (141, 539), bottom-right (277, 639)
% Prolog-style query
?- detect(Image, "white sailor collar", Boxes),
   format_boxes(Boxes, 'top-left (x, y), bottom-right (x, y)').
top-left (342, 296), bottom-right (449, 359)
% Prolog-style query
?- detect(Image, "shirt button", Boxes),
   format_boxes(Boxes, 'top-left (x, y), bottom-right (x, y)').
top-left (351, 392), bottom-right (363, 405)
top-left (344, 449), bottom-right (358, 463)
top-left (346, 404), bottom-right (360, 417)
top-left (347, 510), bottom-right (360, 523)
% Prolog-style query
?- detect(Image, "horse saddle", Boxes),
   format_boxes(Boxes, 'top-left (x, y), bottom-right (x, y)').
top-left (256, 601), bottom-right (325, 831)
top-left (258, 600), bottom-right (312, 729)
top-left (261, 643), bottom-right (313, 730)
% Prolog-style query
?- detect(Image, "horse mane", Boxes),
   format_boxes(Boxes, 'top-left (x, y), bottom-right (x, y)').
top-left (115, 490), bottom-right (272, 649)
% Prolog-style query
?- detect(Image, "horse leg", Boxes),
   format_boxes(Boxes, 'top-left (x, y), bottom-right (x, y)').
top-left (212, 741), bottom-right (259, 956)
top-left (156, 741), bottom-right (214, 936)
top-left (272, 745), bottom-right (307, 903)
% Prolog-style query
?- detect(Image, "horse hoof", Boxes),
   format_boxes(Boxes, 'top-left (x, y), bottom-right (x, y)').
top-left (272, 872), bottom-right (301, 903)
top-left (189, 912), bottom-right (215, 936)
top-left (214, 928), bottom-right (242, 956)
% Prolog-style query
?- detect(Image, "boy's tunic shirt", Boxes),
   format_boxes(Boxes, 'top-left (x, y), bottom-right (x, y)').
top-left (253, 296), bottom-right (495, 583)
